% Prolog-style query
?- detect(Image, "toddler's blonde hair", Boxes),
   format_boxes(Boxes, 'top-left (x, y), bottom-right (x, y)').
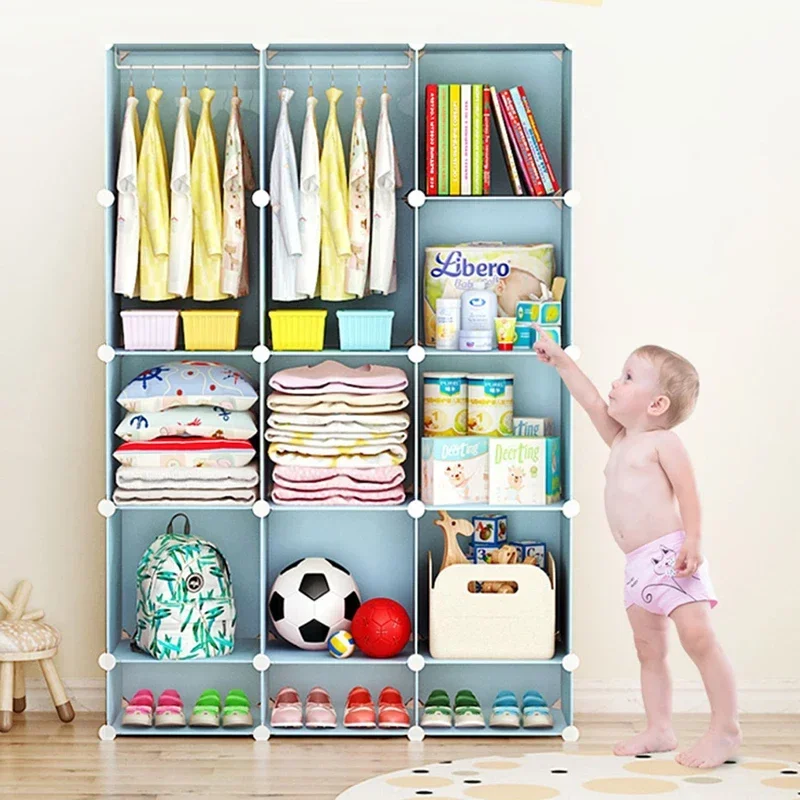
top-left (633, 345), bottom-right (699, 428)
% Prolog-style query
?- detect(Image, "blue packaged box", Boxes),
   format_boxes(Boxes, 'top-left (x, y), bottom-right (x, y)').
top-left (421, 436), bottom-right (489, 505)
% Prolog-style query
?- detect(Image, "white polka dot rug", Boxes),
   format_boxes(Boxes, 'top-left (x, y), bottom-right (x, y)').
top-left (336, 752), bottom-right (800, 798)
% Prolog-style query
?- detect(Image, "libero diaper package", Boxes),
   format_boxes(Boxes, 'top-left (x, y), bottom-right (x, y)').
top-left (423, 243), bottom-right (556, 345)
top-left (488, 437), bottom-right (562, 505)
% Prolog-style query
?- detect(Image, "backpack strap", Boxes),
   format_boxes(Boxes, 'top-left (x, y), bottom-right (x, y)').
top-left (166, 513), bottom-right (191, 535)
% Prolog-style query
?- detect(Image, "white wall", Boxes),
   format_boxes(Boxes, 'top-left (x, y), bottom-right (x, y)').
top-left (1, 0), bottom-right (798, 699)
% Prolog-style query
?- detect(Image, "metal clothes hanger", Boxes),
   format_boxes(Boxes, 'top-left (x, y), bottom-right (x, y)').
top-left (308, 66), bottom-right (314, 97)
top-left (128, 65), bottom-right (134, 97)
top-left (357, 65), bottom-right (362, 98)
top-left (181, 65), bottom-right (187, 98)
top-left (233, 64), bottom-right (238, 98)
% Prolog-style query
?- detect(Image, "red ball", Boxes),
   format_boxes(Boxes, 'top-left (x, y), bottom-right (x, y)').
top-left (350, 598), bottom-right (412, 659)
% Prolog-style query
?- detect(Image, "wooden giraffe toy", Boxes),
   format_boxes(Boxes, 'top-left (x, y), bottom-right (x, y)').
top-left (434, 510), bottom-right (473, 571)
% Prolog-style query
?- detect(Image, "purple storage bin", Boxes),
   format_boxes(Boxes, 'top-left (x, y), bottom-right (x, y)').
top-left (120, 310), bottom-right (180, 351)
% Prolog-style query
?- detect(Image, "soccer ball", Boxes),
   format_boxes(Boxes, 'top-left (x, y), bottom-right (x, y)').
top-left (268, 558), bottom-right (361, 650)
top-left (350, 597), bottom-right (411, 659)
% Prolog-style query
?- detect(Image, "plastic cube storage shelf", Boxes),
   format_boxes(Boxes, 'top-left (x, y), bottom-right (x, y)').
top-left (103, 42), bottom-right (573, 739)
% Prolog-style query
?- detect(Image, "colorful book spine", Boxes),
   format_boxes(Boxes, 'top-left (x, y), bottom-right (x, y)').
top-left (482, 85), bottom-right (491, 195)
top-left (425, 84), bottom-right (437, 195)
top-left (437, 85), bottom-right (449, 195)
top-left (471, 84), bottom-right (483, 195)
top-left (460, 84), bottom-right (471, 195)
top-left (488, 86), bottom-right (523, 196)
top-left (516, 85), bottom-right (560, 195)
top-left (510, 86), bottom-right (553, 196)
top-left (498, 88), bottom-right (544, 196)
top-left (449, 85), bottom-right (460, 195)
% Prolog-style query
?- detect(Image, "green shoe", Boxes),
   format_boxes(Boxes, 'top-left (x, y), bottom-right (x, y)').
top-left (222, 691), bottom-right (253, 728)
top-left (190, 691), bottom-right (222, 727)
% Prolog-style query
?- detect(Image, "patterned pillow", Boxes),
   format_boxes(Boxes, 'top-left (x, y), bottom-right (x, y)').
top-left (117, 361), bottom-right (258, 413)
top-left (113, 437), bottom-right (256, 468)
top-left (115, 407), bottom-right (257, 443)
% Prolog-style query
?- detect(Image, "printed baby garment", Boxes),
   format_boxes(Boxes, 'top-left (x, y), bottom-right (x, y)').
top-left (270, 87), bottom-right (303, 301)
top-left (345, 94), bottom-right (371, 298)
top-left (191, 87), bottom-right (225, 301)
top-left (137, 87), bottom-right (173, 301)
top-left (369, 89), bottom-right (403, 295)
top-left (296, 92), bottom-right (321, 299)
top-left (113, 94), bottom-right (142, 298)
top-left (221, 93), bottom-right (255, 298)
top-left (167, 94), bottom-right (194, 298)
top-left (319, 87), bottom-right (353, 301)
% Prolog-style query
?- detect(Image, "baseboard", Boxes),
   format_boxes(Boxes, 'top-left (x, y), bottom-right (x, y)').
top-left (23, 677), bottom-right (800, 715)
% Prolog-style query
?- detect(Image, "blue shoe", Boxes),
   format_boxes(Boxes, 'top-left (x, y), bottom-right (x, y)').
top-left (522, 690), bottom-right (546, 707)
top-left (489, 692), bottom-right (520, 728)
top-left (522, 690), bottom-right (553, 728)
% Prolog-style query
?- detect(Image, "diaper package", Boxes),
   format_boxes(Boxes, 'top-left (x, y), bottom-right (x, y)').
top-left (423, 243), bottom-right (556, 345)
top-left (488, 437), bottom-right (561, 505)
top-left (422, 436), bottom-right (489, 505)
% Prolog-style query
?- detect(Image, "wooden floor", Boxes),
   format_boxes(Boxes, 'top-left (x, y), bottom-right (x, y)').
top-left (0, 713), bottom-right (798, 798)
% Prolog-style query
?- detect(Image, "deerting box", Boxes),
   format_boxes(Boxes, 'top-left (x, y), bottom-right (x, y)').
top-left (488, 437), bottom-right (562, 505)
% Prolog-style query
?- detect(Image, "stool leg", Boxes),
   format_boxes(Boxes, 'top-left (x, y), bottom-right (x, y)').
top-left (39, 659), bottom-right (74, 724)
top-left (0, 662), bottom-right (13, 732)
top-left (13, 663), bottom-right (25, 713)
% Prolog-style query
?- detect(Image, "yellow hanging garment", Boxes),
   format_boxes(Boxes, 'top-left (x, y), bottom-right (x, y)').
top-left (191, 87), bottom-right (225, 301)
top-left (319, 87), bottom-right (353, 301)
top-left (137, 87), bottom-right (173, 301)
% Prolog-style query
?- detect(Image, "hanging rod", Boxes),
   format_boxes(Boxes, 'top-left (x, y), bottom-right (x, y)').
top-left (115, 49), bottom-right (257, 71)
top-left (264, 63), bottom-right (411, 71)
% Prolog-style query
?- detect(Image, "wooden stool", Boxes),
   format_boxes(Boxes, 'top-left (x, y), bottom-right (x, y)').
top-left (0, 580), bottom-right (74, 732)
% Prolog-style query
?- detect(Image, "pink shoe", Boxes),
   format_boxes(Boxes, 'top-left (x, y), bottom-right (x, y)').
top-left (305, 687), bottom-right (336, 729)
top-left (344, 686), bottom-right (376, 729)
top-left (122, 689), bottom-right (155, 726)
top-left (270, 686), bottom-right (302, 728)
top-left (154, 690), bottom-right (185, 727)
top-left (378, 686), bottom-right (410, 729)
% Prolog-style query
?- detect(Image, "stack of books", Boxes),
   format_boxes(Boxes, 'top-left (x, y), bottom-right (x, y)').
top-left (425, 84), bottom-right (560, 197)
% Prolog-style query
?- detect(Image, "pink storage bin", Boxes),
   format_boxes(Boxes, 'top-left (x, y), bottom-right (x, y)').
top-left (120, 310), bottom-right (180, 351)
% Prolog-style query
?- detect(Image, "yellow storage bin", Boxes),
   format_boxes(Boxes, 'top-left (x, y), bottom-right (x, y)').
top-left (269, 310), bottom-right (327, 351)
top-left (180, 310), bottom-right (241, 351)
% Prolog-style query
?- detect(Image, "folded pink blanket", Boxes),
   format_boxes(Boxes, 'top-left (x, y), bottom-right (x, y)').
top-left (267, 392), bottom-right (409, 415)
top-left (269, 360), bottom-right (408, 395)
top-left (272, 465), bottom-right (406, 491)
top-left (271, 486), bottom-right (406, 505)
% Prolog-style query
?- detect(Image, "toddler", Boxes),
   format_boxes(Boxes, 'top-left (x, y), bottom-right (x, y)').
top-left (533, 326), bottom-right (740, 768)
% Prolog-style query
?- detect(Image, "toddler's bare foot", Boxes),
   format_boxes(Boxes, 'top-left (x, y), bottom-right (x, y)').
top-left (676, 725), bottom-right (742, 769)
top-left (614, 728), bottom-right (678, 756)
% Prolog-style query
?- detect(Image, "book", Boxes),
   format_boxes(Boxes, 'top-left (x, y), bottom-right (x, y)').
top-left (509, 87), bottom-right (551, 195)
top-left (516, 85), bottom-right (560, 195)
top-left (449, 85), bottom-right (460, 195)
top-left (498, 88), bottom-right (545, 196)
top-left (437, 85), bottom-right (449, 195)
top-left (482, 85), bottom-right (491, 195)
top-left (425, 84), bottom-right (437, 195)
top-left (471, 84), bottom-right (483, 195)
top-left (488, 86), bottom-right (523, 196)
top-left (460, 84), bottom-right (471, 195)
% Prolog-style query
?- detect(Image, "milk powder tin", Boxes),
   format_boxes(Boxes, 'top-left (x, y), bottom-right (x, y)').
top-left (467, 374), bottom-right (514, 437)
top-left (423, 372), bottom-right (468, 437)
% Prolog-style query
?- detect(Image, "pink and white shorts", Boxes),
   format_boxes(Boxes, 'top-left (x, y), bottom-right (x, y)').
top-left (624, 530), bottom-right (718, 616)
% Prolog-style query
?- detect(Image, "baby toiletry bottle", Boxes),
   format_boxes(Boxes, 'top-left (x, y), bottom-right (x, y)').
top-left (435, 298), bottom-right (460, 350)
top-left (461, 290), bottom-right (498, 347)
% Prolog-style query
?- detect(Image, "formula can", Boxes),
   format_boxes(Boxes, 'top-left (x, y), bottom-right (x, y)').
top-left (466, 374), bottom-right (514, 437)
top-left (423, 372), bottom-right (468, 437)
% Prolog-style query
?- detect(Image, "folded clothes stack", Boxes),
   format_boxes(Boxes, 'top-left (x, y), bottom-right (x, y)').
top-left (267, 360), bottom-right (409, 505)
top-left (112, 361), bottom-right (259, 506)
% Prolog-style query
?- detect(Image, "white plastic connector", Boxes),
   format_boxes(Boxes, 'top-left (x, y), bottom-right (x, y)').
top-left (96, 344), bottom-right (116, 363)
top-left (252, 43), bottom-right (269, 52)
top-left (564, 345), bottom-right (581, 362)
top-left (406, 653), bottom-right (425, 673)
top-left (96, 189), bottom-right (115, 208)
top-left (563, 189), bottom-right (581, 208)
top-left (408, 43), bottom-right (426, 52)
top-left (562, 499), bottom-right (581, 519)
top-left (253, 725), bottom-right (271, 741)
top-left (562, 652), bottom-right (580, 673)
top-left (407, 725), bottom-right (425, 742)
top-left (97, 652), bottom-right (117, 672)
top-left (407, 345), bottom-right (426, 364)
top-left (407, 500), bottom-right (426, 520)
top-left (98, 724), bottom-right (117, 741)
top-left (562, 725), bottom-right (580, 743)
top-left (252, 189), bottom-right (270, 208)
top-left (407, 189), bottom-right (426, 209)
top-left (253, 653), bottom-right (271, 672)
top-left (252, 500), bottom-right (270, 519)
top-left (252, 345), bottom-right (271, 364)
top-left (97, 499), bottom-right (117, 519)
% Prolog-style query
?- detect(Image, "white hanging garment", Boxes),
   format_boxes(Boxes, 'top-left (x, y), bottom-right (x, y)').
top-left (270, 87), bottom-right (303, 302)
top-left (345, 94), bottom-right (371, 298)
top-left (167, 95), bottom-right (194, 297)
top-left (114, 95), bottom-right (142, 297)
top-left (369, 89), bottom-right (402, 295)
top-left (295, 93), bottom-right (321, 298)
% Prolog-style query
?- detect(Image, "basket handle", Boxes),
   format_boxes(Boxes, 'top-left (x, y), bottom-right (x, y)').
top-left (166, 513), bottom-right (191, 535)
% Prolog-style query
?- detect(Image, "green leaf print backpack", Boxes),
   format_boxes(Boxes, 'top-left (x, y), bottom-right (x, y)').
top-left (132, 514), bottom-right (237, 660)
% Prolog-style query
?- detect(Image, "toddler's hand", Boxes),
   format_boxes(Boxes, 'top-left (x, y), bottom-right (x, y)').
top-left (675, 539), bottom-right (703, 578)
top-left (532, 323), bottom-right (565, 365)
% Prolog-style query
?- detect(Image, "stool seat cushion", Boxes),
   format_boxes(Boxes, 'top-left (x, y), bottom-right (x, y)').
top-left (0, 621), bottom-right (61, 654)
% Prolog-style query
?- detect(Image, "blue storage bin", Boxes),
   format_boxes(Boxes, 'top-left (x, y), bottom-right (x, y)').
top-left (336, 310), bottom-right (395, 351)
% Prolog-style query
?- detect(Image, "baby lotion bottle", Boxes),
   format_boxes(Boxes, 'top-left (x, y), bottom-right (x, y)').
top-left (461, 290), bottom-right (498, 347)
top-left (494, 317), bottom-right (516, 351)
top-left (435, 298), bottom-right (460, 350)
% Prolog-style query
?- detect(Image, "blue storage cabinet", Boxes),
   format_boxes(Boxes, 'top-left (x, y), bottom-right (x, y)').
top-left (101, 43), bottom-right (578, 741)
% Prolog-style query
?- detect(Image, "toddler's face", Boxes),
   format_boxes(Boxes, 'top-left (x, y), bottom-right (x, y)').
top-left (608, 354), bottom-right (663, 427)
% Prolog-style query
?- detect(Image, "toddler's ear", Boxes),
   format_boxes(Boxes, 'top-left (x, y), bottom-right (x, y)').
top-left (648, 394), bottom-right (671, 418)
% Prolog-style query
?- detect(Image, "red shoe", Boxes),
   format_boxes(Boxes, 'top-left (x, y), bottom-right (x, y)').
top-left (378, 686), bottom-right (410, 729)
top-left (344, 686), bottom-right (376, 728)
